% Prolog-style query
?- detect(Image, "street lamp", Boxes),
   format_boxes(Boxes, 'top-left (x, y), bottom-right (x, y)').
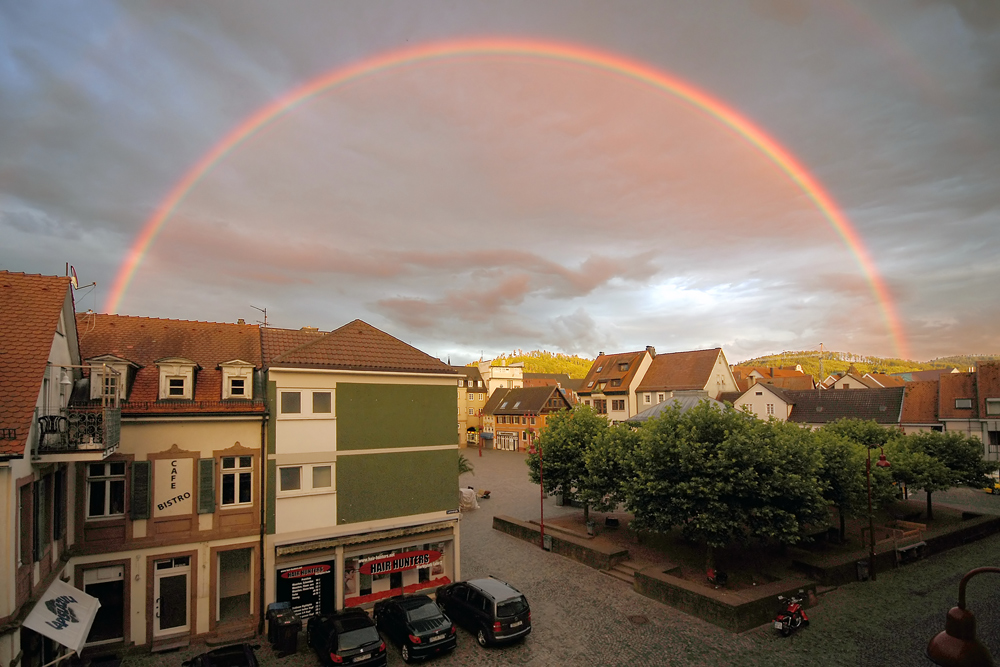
top-left (927, 567), bottom-right (1000, 666)
top-left (866, 445), bottom-right (891, 581)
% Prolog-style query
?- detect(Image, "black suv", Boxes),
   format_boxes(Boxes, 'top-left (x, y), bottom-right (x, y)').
top-left (435, 577), bottom-right (531, 647)
top-left (306, 608), bottom-right (387, 667)
top-left (373, 594), bottom-right (457, 662)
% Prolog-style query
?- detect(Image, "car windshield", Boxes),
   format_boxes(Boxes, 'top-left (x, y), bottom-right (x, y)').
top-left (405, 601), bottom-right (441, 622)
top-left (496, 597), bottom-right (528, 618)
top-left (338, 627), bottom-right (380, 651)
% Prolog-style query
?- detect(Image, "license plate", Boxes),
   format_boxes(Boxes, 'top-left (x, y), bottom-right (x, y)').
top-left (352, 656), bottom-right (367, 663)
top-left (429, 634), bottom-right (444, 643)
top-left (511, 621), bottom-right (522, 628)
top-left (773, 622), bottom-right (783, 630)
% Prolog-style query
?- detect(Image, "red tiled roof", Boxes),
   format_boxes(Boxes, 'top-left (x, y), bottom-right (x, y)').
top-left (759, 375), bottom-right (816, 390)
top-left (76, 314), bottom-right (264, 415)
top-left (636, 348), bottom-right (722, 392)
top-left (579, 351), bottom-right (646, 396)
top-left (900, 380), bottom-right (940, 424)
top-left (0, 272), bottom-right (73, 456)
top-left (487, 386), bottom-right (571, 415)
top-left (938, 372), bottom-right (978, 419)
top-left (977, 362), bottom-right (1000, 415)
top-left (263, 319), bottom-right (455, 375)
top-left (867, 373), bottom-right (907, 388)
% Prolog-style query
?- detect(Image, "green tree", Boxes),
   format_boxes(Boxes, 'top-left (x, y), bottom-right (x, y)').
top-left (822, 418), bottom-right (901, 449)
top-left (579, 423), bottom-right (639, 514)
top-left (902, 431), bottom-right (997, 519)
top-left (526, 407), bottom-right (607, 521)
top-left (625, 402), bottom-right (829, 573)
top-left (813, 430), bottom-right (867, 543)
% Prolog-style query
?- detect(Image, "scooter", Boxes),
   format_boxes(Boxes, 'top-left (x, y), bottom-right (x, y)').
top-left (773, 591), bottom-right (809, 637)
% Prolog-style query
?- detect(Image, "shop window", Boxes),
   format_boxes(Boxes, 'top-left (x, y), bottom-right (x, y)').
top-left (84, 566), bottom-right (125, 644)
top-left (281, 392), bottom-right (301, 414)
top-left (221, 456), bottom-right (253, 507)
top-left (218, 548), bottom-right (252, 623)
top-left (87, 462), bottom-right (126, 519)
top-left (313, 391), bottom-right (331, 413)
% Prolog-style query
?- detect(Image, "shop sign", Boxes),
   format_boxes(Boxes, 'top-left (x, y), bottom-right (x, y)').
top-left (277, 559), bottom-right (335, 620)
top-left (154, 458), bottom-right (193, 516)
top-left (280, 564), bottom-right (331, 579)
top-left (359, 550), bottom-right (441, 576)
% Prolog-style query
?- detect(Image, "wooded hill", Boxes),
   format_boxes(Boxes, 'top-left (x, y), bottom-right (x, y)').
top-left (474, 350), bottom-right (594, 379)
top-left (736, 350), bottom-right (1000, 382)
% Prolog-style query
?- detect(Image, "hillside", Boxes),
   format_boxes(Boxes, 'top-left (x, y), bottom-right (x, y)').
top-left (733, 350), bottom-right (987, 382)
top-left (472, 350), bottom-right (593, 378)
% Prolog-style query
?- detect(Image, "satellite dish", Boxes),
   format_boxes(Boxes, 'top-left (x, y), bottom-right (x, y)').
top-left (70, 266), bottom-right (79, 289)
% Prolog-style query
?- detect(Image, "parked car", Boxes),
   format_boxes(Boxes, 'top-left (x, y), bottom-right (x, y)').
top-left (374, 594), bottom-right (457, 662)
top-left (306, 608), bottom-right (387, 667)
top-left (435, 577), bottom-right (531, 647)
top-left (182, 643), bottom-right (260, 667)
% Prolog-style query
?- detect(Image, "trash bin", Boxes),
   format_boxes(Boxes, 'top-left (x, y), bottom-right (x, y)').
top-left (856, 559), bottom-right (870, 582)
top-left (267, 604), bottom-right (302, 656)
top-left (543, 534), bottom-right (552, 551)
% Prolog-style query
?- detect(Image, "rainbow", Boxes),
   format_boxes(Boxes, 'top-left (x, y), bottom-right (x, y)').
top-left (106, 37), bottom-right (909, 359)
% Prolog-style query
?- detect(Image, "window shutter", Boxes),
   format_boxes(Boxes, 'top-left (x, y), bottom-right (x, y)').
top-left (131, 461), bottom-right (151, 520)
top-left (198, 458), bottom-right (215, 514)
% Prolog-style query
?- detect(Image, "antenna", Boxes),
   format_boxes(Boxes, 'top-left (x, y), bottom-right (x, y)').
top-left (66, 264), bottom-right (95, 290)
top-left (250, 304), bottom-right (268, 327)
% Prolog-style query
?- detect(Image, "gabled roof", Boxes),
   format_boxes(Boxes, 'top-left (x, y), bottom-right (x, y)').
top-left (740, 383), bottom-right (794, 404)
top-left (635, 348), bottom-right (722, 392)
top-left (262, 320), bottom-right (455, 375)
top-left (0, 272), bottom-right (74, 456)
top-left (900, 380), bottom-right (940, 425)
top-left (482, 388), bottom-right (511, 415)
top-left (579, 350), bottom-right (646, 396)
top-left (452, 365), bottom-right (484, 383)
top-left (786, 387), bottom-right (904, 424)
top-left (76, 313), bottom-right (264, 415)
top-left (939, 371), bottom-right (979, 419)
top-left (626, 394), bottom-right (725, 423)
top-left (487, 385), bottom-right (572, 415)
top-left (865, 373), bottom-right (907, 388)
top-left (757, 375), bottom-right (815, 391)
top-left (891, 368), bottom-right (958, 382)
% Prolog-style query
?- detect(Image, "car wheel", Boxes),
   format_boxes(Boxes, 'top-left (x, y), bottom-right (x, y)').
top-left (477, 628), bottom-right (489, 647)
top-left (401, 644), bottom-right (412, 663)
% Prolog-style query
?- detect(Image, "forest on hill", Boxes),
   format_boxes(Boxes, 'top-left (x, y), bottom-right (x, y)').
top-left (735, 350), bottom-right (1000, 381)
top-left (474, 350), bottom-right (594, 378)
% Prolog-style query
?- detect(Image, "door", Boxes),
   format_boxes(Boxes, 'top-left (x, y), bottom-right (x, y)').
top-left (154, 557), bottom-right (190, 637)
top-left (84, 566), bottom-right (125, 644)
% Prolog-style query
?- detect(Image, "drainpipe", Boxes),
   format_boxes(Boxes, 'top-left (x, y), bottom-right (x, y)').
top-left (257, 412), bottom-right (268, 636)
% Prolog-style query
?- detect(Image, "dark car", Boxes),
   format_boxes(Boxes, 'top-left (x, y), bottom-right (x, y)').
top-left (374, 594), bottom-right (457, 662)
top-left (306, 608), bottom-right (387, 667)
top-left (435, 577), bottom-right (531, 647)
top-left (182, 643), bottom-right (259, 667)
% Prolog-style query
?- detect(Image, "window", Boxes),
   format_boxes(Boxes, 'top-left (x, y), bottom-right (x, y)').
top-left (587, 381), bottom-right (594, 388)
top-left (657, 393), bottom-right (664, 403)
top-left (585, 400), bottom-right (591, 407)
top-left (313, 391), bottom-right (332, 413)
top-left (478, 394), bottom-right (484, 401)
top-left (842, 383), bottom-right (849, 389)
top-left (756, 391), bottom-right (763, 396)
top-left (468, 408), bottom-right (475, 416)
top-left (221, 456), bottom-right (252, 507)
top-left (987, 399), bottom-right (1000, 416)
top-left (168, 378), bottom-right (185, 397)
top-left (468, 393), bottom-right (474, 401)
top-left (645, 394), bottom-right (650, 404)
top-left (619, 363), bottom-right (628, 372)
top-left (594, 399), bottom-right (607, 414)
top-left (513, 401), bottom-right (521, 409)
top-left (955, 398), bottom-right (973, 409)
top-left (229, 378), bottom-right (245, 397)
top-left (530, 417), bottom-right (535, 425)
top-left (103, 374), bottom-right (118, 401)
top-left (766, 404), bottom-right (775, 416)
top-left (52, 469), bottom-right (65, 540)
top-left (87, 462), bottom-right (126, 519)
top-left (313, 466), bottom-right (332, 488)
top-left (990, 432), bottom-right (1000, 454)
top-left (279, 467), bottom-right (301, 491)
top-left (610, 379), bottom-right (621, 387)
top-left (19, 484), bottom-right (31, 566)
top-left (595, 366), bottom-right (603, 373)
top-left (281, 392), bottom-right (301, 414)
top-left (612, 399), bottom-right (625, 411)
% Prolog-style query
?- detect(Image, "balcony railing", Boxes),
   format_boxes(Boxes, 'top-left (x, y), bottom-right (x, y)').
top-left (36, 405), bottom-right (121, 455)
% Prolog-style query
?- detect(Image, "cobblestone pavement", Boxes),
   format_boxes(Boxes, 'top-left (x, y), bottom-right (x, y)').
top-left (134, 450), bottom-right (1000, 667)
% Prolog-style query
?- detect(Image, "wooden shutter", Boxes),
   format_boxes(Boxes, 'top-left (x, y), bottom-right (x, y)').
top-left (198, 458), bottom-right (215, 514)
top-left (130, 461), bottom-right (151, 520)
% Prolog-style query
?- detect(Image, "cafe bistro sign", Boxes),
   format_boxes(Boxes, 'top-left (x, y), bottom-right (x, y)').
top-left (359, 550), bottom-right (441, 576)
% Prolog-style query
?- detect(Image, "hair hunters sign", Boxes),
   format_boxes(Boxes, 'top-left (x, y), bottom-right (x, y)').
top-left (359, 550), bottom-right (441, 576)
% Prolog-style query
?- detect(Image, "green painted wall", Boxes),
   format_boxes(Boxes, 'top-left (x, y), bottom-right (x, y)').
top-left (337, 383), bottom-right (456, 450)
top-left (337, 450), bottom-right (458, 524)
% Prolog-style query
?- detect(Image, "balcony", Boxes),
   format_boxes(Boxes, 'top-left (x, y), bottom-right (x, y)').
top-left (35, 405), bottom-right (121, 462)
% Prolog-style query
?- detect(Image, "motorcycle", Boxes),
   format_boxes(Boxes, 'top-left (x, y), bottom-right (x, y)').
top-left (773, 591), bottom-right (809, 637)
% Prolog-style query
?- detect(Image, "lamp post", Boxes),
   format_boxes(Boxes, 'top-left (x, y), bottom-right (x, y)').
top-left (927, 567), bottom-right (1000, 666)
top-left (866, 445), bottom-right (891, 581)
top-left (538, 437), bottom-right (546, 550)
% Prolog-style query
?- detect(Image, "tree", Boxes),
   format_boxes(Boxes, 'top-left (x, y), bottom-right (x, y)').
top-left (624, 402), bottom-right (829, 573)
top-left (902, 431), bottom-right (997, 519)
top-left (813, 430), bottom-right (867, 543)
top-left (526, 407), bottom-right (607, 521)
top-left (579, 423), bottom-right (639, 514)
top-left (458, 453), bottom-right (474, 477)
top-left (822, 418), bottom-right (901, 449)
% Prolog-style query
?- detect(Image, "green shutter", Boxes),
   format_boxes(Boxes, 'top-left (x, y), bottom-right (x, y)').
top-left (130, 461), bottom-right (151, 520)
top-left (198, 458), bottom-right (215, 514)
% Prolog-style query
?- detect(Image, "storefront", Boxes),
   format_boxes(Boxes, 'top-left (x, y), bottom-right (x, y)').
top-left (273, 520), bottom-right (458, 617)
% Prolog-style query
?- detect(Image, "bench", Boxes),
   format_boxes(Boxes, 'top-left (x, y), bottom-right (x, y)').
top-left (895, 541), bottom-right (927, 565)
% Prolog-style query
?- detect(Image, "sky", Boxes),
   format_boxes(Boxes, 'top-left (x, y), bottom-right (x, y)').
top-left (1, 1), bottom-right (998, 365)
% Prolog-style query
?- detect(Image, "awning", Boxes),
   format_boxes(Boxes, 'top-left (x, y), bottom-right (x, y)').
top-left (22, 579), bottom-right (100, 656)
top-left (276, 520), bottom-right (456, 557)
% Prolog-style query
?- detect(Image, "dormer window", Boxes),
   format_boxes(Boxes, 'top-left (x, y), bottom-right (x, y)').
top-left (86, 356), bottom-right (135, 403)
top-left (619, 363), bottom-right (628, 372)
top-left (610, 379), bottom-right (622, 387)
top-left (156, 357), bottom-right (198, 400)
top-left (220, 360), bottom-right (254, 400)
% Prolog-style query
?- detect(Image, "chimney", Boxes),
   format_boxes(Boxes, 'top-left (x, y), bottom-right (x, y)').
top-left (598, 351), bottom-right (604, 357)
top-left (301, 326), bottom-right (319, 332)
top-left (237, 318), bottom-right (245, 325)
top-left (646, 346), bottom-right (656, 358)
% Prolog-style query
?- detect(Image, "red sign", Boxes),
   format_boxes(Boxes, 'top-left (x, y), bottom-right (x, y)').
top-left (280, 564), bottom-right (331, 579)
top-left (359, 550), bottom-right (441, 576)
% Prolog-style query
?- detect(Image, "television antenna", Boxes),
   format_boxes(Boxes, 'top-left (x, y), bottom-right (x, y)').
top-left (250, 304), bottom-right (268, 327)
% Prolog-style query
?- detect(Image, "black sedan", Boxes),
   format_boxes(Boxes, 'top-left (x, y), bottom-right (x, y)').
top-left (373, 594), bottom-right (457, 662)
top-left (306, 608), bottom-right (387, 667)
top-left (182, 643), bottom-right (259, 667)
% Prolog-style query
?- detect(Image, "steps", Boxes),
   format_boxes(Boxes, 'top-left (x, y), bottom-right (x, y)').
top-left (602, 561), bottom-right (641, 585)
